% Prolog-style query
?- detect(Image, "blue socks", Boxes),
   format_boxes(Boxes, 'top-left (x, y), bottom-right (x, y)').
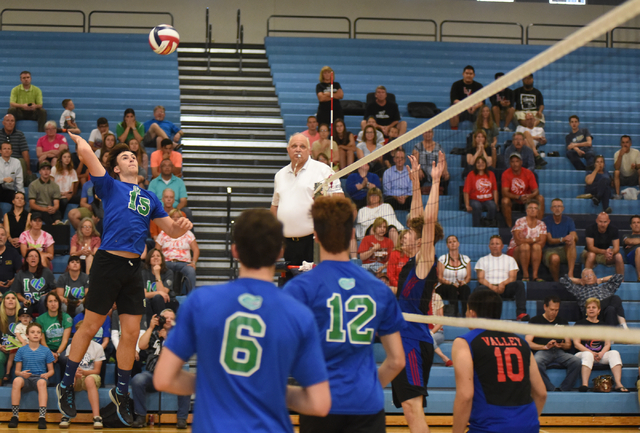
top-left (61, 360), bottom-right (80, 388)
top-left (116, 368), bottom-right (132, 395)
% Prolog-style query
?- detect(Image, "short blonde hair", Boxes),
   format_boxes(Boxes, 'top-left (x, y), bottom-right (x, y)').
top-left (585, 297), bottom-right (600, 309)
top-left (319, 66), bottom-right (334, 82)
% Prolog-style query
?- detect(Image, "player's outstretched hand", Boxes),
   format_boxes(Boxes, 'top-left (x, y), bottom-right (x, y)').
top-left (406, 154), bottom-right (421, 185)
top-left (430, 151), bottom-right (445, 182)
top-left (175, 217), bottom-right (193, 231)
top-left (67, 131), bottom-right (84, 145)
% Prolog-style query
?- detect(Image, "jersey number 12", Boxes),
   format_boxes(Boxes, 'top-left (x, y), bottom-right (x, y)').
top-left (326, 294), bottom-right (376, 344)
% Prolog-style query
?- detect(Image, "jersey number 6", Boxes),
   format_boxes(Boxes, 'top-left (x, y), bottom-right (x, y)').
top-left (326, 294), bottom-right (377, 344)
top-left (220, 312), bottom-right (266, 377)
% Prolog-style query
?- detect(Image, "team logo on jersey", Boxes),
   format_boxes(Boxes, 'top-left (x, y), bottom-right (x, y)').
top-left (511, 178), bottom-right (526, 195)
top-left (475, 178), bottom-right (492, 194)
top-left (238, 293), bottom-right (262, 311)
top-left (338, 278), bottom-right (356, 290)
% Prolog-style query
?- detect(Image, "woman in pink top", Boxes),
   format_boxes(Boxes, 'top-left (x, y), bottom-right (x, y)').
top-left (37, 120), bottom-right (68, 166)
top-left (155, 209), bottom-right (198, 293)
top-left (18, 212), bottom-right (54, 268)
top-left (507, 200), bottom-right (547, 281)
top-left (70, 217), bottom-right (101, 274)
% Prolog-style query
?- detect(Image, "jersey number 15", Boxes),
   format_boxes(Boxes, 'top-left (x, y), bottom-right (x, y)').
top-left (128, 188), bottom-right (151, 216)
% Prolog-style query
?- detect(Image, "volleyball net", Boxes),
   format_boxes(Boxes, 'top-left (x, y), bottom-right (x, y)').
top-left (313, 0), bottom-right (640, 345)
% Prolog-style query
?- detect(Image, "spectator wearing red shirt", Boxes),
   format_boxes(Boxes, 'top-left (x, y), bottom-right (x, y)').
top-left (501, 153), bottom-right (545, 227)
top-left (357, 217), bottom-right (394, 273)
top-left (463, 156), bottom-right (498, 227)
top-left (37, 120), bottom-right (68, 166)
top-left (386, 229), bottom-right (411, 291)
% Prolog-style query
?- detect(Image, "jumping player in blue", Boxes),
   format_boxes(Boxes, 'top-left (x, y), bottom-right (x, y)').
top-left (392, 152), bottom-right (445, 433)
top-left (452, 289), bottom-right (547, 433)
top-left (283, 196), bottom-right (406, 433)
top-left (57, 132), bottom-right (192, 425)
top-left (153, 209), bottom-right (331, 432)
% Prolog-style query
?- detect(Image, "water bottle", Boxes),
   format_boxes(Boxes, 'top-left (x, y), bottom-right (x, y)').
top-left (149, 414), bottom-right (155, 426)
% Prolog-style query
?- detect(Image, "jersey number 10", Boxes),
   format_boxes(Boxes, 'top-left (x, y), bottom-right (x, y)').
top-left (494, 347), bottom-right (525, 383)
top-left (326, 294), bottom-right (376, 344)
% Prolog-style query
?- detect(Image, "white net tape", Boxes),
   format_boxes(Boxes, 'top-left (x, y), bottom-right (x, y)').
top-left (315, 0), bottom-right (640, 195)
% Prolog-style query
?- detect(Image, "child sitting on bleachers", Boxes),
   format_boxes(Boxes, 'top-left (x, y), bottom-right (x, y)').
top-left (9, 322), bottom-right (54, 429)
top-left (3, 307), bottom-right (32, 384)
top-left (59, 99), bottom-right (81, 134)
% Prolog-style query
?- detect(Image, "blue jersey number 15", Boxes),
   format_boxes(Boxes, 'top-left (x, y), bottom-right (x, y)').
top-left (128, 188), bottom-right (151, 216)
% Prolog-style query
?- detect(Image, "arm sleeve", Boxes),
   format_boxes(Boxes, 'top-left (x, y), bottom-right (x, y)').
top-left (35, 88), bottom-right (43, 106)
top-left (91, 173), bottom-right (113, 199)
top-left (162, 270), bottom-right (174, 289)
top-left (537, 91), bottom-right (544, 107)
top-left (11, 272), bottom-right (22, 294)
top-left (136, 123), bottom-right (145, 137)
top-left (282, 279), bottom-right (310, 306)
top-left (9, 87), bottom-right (18, 104)
top-left (143, 120), bottom-right (152, 132)
top-left (115, 123), bottom-right (124, 138)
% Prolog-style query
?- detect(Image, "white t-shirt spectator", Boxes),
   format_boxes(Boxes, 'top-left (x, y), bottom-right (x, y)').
top-left (613, 148), bottom-right (640, 177)
top-left (88, 128), bottom-right (114, 150)
top-left (516, 125), bottom-right (546, 147)
top-left (51, 167), bottom-right (79, 195)
top-left (59, 110), bottom-right (76, 129)
top-left (65, 340), bottom-right (105, 371)
top-left (475, 253), bottom-right (519, 285)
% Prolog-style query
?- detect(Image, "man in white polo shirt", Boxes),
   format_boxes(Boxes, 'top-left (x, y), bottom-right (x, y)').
top-left (271, 133), bottom-right (343, 266)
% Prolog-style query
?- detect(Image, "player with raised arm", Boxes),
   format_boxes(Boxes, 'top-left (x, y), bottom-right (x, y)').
top-left (391, 152), bottom-right (445, 433)
top-left (152, 208), bottom-right (331, 433)
top-left (56, 132), bottom-right (192, 425)
top-left (452, 289), bottom-right (547, 433)
top-left (283, 195), bottom-right (406, 433)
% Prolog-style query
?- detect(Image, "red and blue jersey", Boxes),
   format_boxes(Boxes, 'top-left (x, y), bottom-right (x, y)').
top-left (396, 257), bottom-right (437, 344)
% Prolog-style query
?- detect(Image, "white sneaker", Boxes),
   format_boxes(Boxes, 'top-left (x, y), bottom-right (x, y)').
top-left (59, 416), bottom-right (70, 428)
top-left (93, 416), bottom-right (103, 429)
top-left (503, 126), bottom-right (512, 132)
top-left (612, 194), bottom-right (623, 200)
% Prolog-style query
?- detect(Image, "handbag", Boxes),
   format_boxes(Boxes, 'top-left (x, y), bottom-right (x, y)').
top-left (592, 375), bottom-right (613, 392)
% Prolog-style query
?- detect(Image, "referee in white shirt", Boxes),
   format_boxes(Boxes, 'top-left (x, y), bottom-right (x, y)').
top-left (0, 142), bottom-right (24, 203)
top-left (271, 133), bottom-right (343, 266)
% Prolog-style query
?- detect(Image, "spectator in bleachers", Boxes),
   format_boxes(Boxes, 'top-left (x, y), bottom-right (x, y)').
top-left (383, 148), bottom-right (412, 211)
top-left (517, 112), bottom-right (547, 165)
top-left (623, 215), bottom-right (640, 281)
top-left (71, 308), bottom-right (112, 389)
top-left (572, 297), bottom-right (627, 392)
top-left (60, 319), bottom-right (105, 429)
top-left (1, 114), bottom-right (33, 185)
top-left (436, 235), bottom-right (471, 317)
top-left (565, 115), bottom-right (595, 171)
top-left (507, 201), bottom-right (547, 282)
top-left (4, 192), bottom-right (31, 250)
top-left (355, 188), bottom-right (403, 245)
top-left (475, 235), bottom-right (529, 321)
top-left (0, 142), bottom-right (24, 204)
top-left (504, 132), bottom-right (536, 171)
top-left (382, 126), bottom-right (399, 170)
top-left (132, 309), bottom-right (189, 429)
top-left (334, 118), bottom-right (356, 169)
top-left (51, 149), bottom-right (79, 217)
top-left (149, 189), bottom-right (186, 241)
top-left (584, 155), bottom-right (612, 214)
top-left (412, 129), bottom-right (450, 194)
top-left (59, 99), bottom-right (80, 134)
top-left (0, 291), bottom-right (19, 380)
top-left (28, 161), bottom-right (62, 226)
top-left (67, 179), bottom-right (98, 230)
top-left (514, 74), bottom-right (545, 127)
top-left (525, 295), bottom-right (582, 392)
top-left (431, 291), bottom-right (453, 367)
top-left (386, 229), bottom-right (411, 292)
top-left (95, 132), bottom-right (116, 160)
top-left (356, 125), bottom-right (385, 178)
top-left (301, 115), bottom-right (320, 145)
top-left (449, 65), bottom-right (483, 130)
top-left (88, 117), bottom-right (112, 152)
top-left (148, 163), bottom-right (189, 217)
top-left (70, 218), bottom-right (101, 274)
top-left (19, 215), bottom-right (54, 269)
top-left (473, 105), bottom-right (499, 149)
top-left (346, 162), bottom-right (380, 209)
top-left (581, 212), bottom-right (624, 275)
top-left (561, 270), bottom-right (626, 328)
top-left (143, 105), bottom-right (182, 150)
top-left (501, 153), bottom-right (544, 227)
top-left (357, 217), bottom-right (394, 273)
top-left (141, 248), bottom-right (179, 326)
top-left (35, 291), bottom-right (72, 371)
top-left (464, 156), bottom-right (498, 227)
top-left (318, 151), bottom-right (332, 167)
top-left (490, 72), bottom-right (515, 131)
top-left (311, 123), bottom-right (339, 168)
top-left (5, 306), bottom-right (30, 384)
top-left (8, 322), bottom-right (54, 429)
top-left (37, 120), bottom-right (68, 166)
top-left (127, 138), bottom-right (149, 187)
top-left (116, 108), bottom-right (144, 144)
top-left (7, 71), bottom-right (47, 132)
top-left (0, 227), bottom-right (21, 294)
top-left (361, 85), bottom-right (407, 136)
top-left (357, 117), bottom-right (385, 145)
top-left (155, 209), bottom-right (199, 294)
top-left (56, 256), bottom-right (89, 317)
top-left (151, 139), bottom-right (182, 178)
top-left (465, 130), bottom-right (496, 178)
top-left (316, 66), bottom-right (343, 127)
top-left (543, 198), bottom-right (578, 282)
top-left (613, 135), bottom-right (640, 199)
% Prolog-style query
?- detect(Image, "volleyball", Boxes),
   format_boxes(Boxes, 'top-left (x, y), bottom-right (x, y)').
top-left (149, 24), bottom-right (180, 55)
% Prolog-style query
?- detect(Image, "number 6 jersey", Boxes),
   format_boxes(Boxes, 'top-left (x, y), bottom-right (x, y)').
top-left (92, 173), bottom-right (167, 254)
top-left (458, 329), bottom-right (539, 433)
top-left (283, 260), bottom-right (406, 415)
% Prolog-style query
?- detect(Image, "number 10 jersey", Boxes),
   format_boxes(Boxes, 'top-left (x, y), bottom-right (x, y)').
top-left (458, 329), bottom-right (539, 433)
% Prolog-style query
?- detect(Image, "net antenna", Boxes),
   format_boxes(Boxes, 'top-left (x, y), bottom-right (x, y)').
top-left (314, 0), bottom-right (640, 195)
